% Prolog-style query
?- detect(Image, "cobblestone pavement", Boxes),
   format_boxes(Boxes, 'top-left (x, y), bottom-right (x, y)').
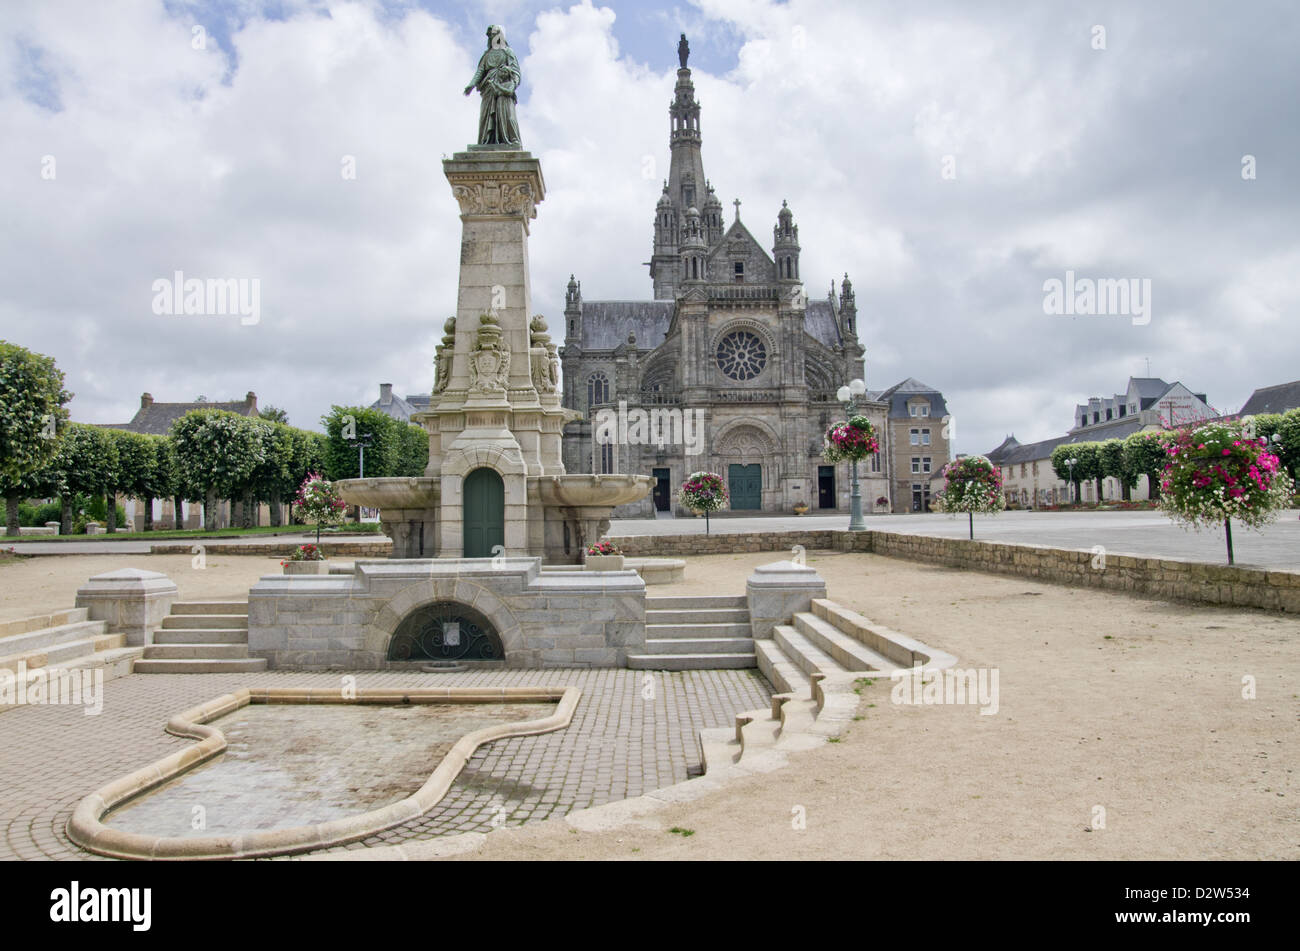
top-left (0, 668), bottom-right (771, 861)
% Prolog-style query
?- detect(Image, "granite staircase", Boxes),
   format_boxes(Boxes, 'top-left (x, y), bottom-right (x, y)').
top-left (626, 595), bottom-right (756, 670)
top-left (133, 601), bottom-right (267, 673)
top-left (0, 608), bottom-right (143, 712)
top-left (698, 597), bottom-right (956, 771)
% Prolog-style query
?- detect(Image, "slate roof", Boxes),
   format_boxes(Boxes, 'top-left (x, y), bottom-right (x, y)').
top-left (579, 301), bottom-right (674, 351)
top-left (985, 418), bottom-right (1150, 466)
top-left (876, 378), bottom-right (950, 420)
top-left (804, 299), bottom-right (842, 348)
top-left (104, 394), bottom-right (259, 435)
top-left (1240, 380), bottom-right (1300, 416)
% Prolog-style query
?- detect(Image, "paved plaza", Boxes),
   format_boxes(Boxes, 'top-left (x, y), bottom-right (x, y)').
top-left (0, 668), bottom-right (770, 861)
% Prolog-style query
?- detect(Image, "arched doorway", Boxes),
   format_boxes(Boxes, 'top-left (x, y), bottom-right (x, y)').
top-left (463, 467), bottom-right (504, 557)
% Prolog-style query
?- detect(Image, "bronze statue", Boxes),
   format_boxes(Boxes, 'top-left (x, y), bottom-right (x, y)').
top-left (678, 33), bottom-right (689, 68)
top-left (464, 25), bottom-right (522, 148)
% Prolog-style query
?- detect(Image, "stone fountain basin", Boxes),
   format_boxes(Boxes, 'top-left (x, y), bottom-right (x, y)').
top-left (335, 477), bottom-right (440, 511)
top-left (538, 474), bottom-right (653, 508)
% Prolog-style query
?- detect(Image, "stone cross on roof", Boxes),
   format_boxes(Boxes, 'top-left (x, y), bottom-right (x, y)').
top-left (733, 198), bottom-right (741, 221)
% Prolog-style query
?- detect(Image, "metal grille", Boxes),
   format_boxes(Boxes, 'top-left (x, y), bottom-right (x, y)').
top-left (387, 602), bottom-right (503, 662)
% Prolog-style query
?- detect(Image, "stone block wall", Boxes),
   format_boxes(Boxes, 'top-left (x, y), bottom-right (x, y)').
top-left (247, 558), bottom-right (646, 669)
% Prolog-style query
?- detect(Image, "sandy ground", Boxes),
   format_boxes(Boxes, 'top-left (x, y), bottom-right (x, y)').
top-left (2, 549), bottom-right (1295, 860)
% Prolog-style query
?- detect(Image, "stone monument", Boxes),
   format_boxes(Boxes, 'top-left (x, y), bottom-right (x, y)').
top-left (337, 27), bottom-right (650, 561)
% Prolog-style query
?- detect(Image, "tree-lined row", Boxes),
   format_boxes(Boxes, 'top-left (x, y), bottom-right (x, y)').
top-left (1, 342), bottom-right (431, 534)
top-left (1047, 413), bottom-right (1300, 503)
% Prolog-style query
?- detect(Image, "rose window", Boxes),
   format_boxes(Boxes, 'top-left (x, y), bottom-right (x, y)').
top-left (716, 331), bottom-right (767, 381)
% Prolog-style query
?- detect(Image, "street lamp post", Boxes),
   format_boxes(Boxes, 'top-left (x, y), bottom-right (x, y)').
top-left (1065, 457), bottom-right (1078, 504)
top-left (837, 378), bottom-right (869, 532)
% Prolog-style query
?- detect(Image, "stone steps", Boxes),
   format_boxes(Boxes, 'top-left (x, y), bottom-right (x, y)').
top-left (772, 623), bottom-right (846, 679)
top-left (0, 646), bottom-right (145, 714)
top-left (152, 628), bottom-right (248, 645)
top-left (645, 595), bottom-right (748, 610)
top-left (143, 643), bottom-right (252, 660)
top-left (792, 611), bottom-right (896, 672)
top-left (131, 658), bottom-right (268, 674)
top-left (135, 601), bottom-right (262, 673)
top-left (160, 614), bottom-right (247, 630)
top-left (754, 639), bottom-right (813, 697)
top-left (626, 652), bottom-right (756, 670)
top-left (643, 621), bottom-right (751, 639)
top-left (645, 607), bottom-right (750, 625)
top-left (0, 619), bottom-right (112, 658)
top-left (0, 608), bottom-right (88, 638)
top-left (170, 601), bottom-right (249, 616)
top-left (0, 631), bottom-right (124, 674)
top-left (640, 637), bottom-right (756, 656)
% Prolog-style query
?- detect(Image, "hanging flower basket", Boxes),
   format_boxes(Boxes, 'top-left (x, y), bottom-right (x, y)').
top-left (823, 416), bottom-right (879, 463)
top-left (678, 472), bottom-right (727, 533)
top-left (932, 455), bottom-right (1005, 538)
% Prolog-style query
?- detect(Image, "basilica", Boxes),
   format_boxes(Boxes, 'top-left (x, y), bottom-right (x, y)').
top-left (559, 37), bottom-right (893, 516)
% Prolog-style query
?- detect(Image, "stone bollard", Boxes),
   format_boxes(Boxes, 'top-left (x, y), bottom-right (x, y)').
top-left (84, 522), bottom-right (104, 535)
top-left (75, 568), bottom-right (178, 646)
top-left (745, 559), bottom-right (828, 638)
top-left (46, 521), bottom-right (61, 535)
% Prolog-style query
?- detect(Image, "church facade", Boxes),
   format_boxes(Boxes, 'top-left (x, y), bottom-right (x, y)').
top-left (559, 38), bottom-right (890, 517)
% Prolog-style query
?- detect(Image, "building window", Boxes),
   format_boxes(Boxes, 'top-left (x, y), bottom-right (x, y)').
top-left (734, 261), bottom-right (744, 283)
top-left (922, 457), bottom-right (932, 473)
top-left (921, 428), bottom-right (931, 446)
top-left (910, 428), bottom-right (920, 446)
top-left (587, 372), bottom-right (609, 410)
top-left (1032, 461), bottom-right (1039, 476)
top-left (599, 443), bottom-right (613, 474)
top-left (910, 402), bottom-right (930, 417)
top-left (911, 457), bottom-right (920, 474)
top-left (1020, 463), bottom-right (1027, 478)
top-left (716, 330), bottom-right (767, 381)
top-left (871, 451), bottom-right (881, 473)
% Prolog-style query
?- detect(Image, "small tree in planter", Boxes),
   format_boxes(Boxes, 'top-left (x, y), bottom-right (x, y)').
top-left (1158, 422), bottom-right (1293, 564)
top-left (294, 472), bottom-right (347, 545)
top-left (282, 542), bottom-right (327, 574)
top-left (934, 455), bottom-right (1005, 539)
top-left (678, 471), bottom-right (727, 534)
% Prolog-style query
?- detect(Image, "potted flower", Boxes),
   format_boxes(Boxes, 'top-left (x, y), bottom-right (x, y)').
top-left (875, 495), bottom-right (889, 509)
top-left (677, 472), bottom-right (728, 534)
top-left (792, 500), bottom-right (809, 515)
top-left (584, 539), bottom-right (624, 571)
top-left (282, 543), bottom-right (327, 574)
top-left (822, 415), bottom-right (880, 464)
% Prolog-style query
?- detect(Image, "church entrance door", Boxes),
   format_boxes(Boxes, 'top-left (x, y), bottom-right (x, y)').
top-left (728, 464), bottom-right (762, 510)
top-left (652, 468), bottom-right (671, 511)
top-left (818, 466), bottom-right (836, 509)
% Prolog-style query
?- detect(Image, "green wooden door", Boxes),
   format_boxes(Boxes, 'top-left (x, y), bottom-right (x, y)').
top-left (728, 463), bottom-right (762, 510)
top-left (463, 468), bottom-right (505, 557)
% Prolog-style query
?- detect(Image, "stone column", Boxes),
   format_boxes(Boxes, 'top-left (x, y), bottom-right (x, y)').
top-left (75, 568), bottom-right (178, 646)
top-left (745, 559), bottom-right (827, 638)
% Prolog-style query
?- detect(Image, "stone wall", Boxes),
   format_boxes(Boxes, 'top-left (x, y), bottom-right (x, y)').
top-left (608, 527), bottom-right (1300, 613)
top-left (247, 557), bottom-right (646, 669)
top-left (150, 541), bottom-right (391, 557)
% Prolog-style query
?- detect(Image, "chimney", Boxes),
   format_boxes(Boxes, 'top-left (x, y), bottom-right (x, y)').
top-left (245, 391), bottom-right (257, 412)
top-left (140, 392), bottom-right (153, 409)
top-left (380, 383), bottom-right (393, 404)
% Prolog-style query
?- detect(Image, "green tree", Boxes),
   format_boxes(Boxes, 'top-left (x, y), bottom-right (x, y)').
top-left (322, 406), bottom-right (400, 480)
top-left (140, 436), bottom-right (177, 532)
top-left (1050, 445), bottom-right (1084, 503)
top-left (170, 410), bottom-right (267, 531)
top-left (1247, 410), bottom-right (1300, 484)
top-left (104, 429), bottom-right (155, 532)
top-left (1098, 438), bottom-right (1138, 501)
top-left (1122, 430), bottom-right (1173, 501)
top-left (0, 342), bottom-right (72, 534)
top-left (55, 424), bottom-right (119, 533)
top-left (258, 405), bottom-right (289, 425)
top-left (394, 423), bottom-right (429, 477)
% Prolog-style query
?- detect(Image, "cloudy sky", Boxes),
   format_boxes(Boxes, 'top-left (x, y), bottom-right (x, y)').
top-left (2, 0), bottom-right (1296, 456)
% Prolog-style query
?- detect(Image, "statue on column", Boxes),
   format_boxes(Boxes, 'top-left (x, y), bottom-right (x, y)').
top-left (678, 33), bottom-right (689, 68)
top-left (464, 25), bottom-right (522, 148)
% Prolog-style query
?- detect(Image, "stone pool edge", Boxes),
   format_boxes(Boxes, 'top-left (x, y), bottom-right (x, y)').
top-left (65, 686), bottom-right (581, 861)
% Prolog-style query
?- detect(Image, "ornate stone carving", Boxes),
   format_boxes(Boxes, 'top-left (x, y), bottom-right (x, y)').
top-left (450, 180), bottom-right (536, 219)
top-left (528, 315), bottom-right (557, 394)
top-left (467, 312), bottom-right (511, 395)
top-left (434, 316), bottom-right (456, 394)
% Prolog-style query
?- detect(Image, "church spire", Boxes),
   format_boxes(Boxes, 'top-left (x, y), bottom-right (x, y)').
top-left (650, 34), bottom-right (709, 300)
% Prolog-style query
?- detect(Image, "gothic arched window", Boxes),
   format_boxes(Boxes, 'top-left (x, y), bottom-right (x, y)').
top-left (587, 371), bottom-right (609, 410)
